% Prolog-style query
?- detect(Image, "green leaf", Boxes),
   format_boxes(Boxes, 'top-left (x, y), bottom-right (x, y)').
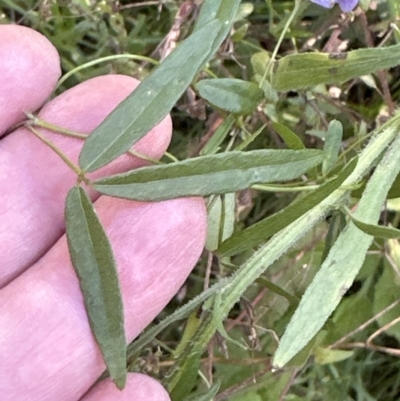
top-left (79, 19), bottom-right (221, 172)
top-left (234, 2), bottom-right (254, 22)
top-left (349, 214), bottom-right (400, 239)
top-left (194, 0), bottom-right (241, 48)
top-left (169, 350), bottom-right (202, 401)
top-left (1, 0), bottom-right (25, 13)
top-left (373, 258), bottom-right (400, 342)
top-left (183, 381), bottom-right (221, 401)
top-left (217, 158), bottom-right (357, 257)
top-left (387, 173), bottom-right (400, 198)
top-left (163, 115), bottom-right (400, 391)
top-left (257, 277), bottom-right (299, 306)
top-left (192, 0), bottom-right (243, 80)
top-left (256, 371), bottom-right (295, 401)
top-left (271, 122), bottom-right (305, 150)
top-left (323, 271), bottom-right (376, 345)
top-left (321, 210), bottom-right (347, 263)
top-left (251, 51), bottom-right (271, 77)
top-left (173, 312), bottom-right (202, 359)
top-left (80, 0), bottom-right (242, 173)
top-left (273, 129), bottom-right (400, 369)
top-left (196, 78), bottom-right (264, 115)
top-left (231, 22), bottom-right (249, 42)
top-left (65, 186), bottom-right (126, 389)
top-left (313, 347), bottom-right (353, 365)
top-left (353, 172), bottom-right (400, 200)
top-left (272, 43), bottom-right (400, 91)
top-left (206, 194), bottom-right (235, 252)
top-left (126, 279), bottom-right (229, 365)
top-left (93, 149), bottom-right (324, 201)
top-left (322, 120), bottom-right (343, 175)
top-left (200, 114), bottom-right (235, 156)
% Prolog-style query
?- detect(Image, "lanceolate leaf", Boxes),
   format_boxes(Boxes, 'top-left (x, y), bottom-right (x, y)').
top-left (79, 20), bottom-right (221, 172)
top-left (193, 0), bottom-right (241, 52)
top-left (200, 115), bottom-right (235, 155)
top-left (79, 0), bottom-right (242, 173)
top-left (271, 122), bottom-right (305, 150)
top-left (322, 120), bottom-right (343, 175)
top-left (272, 42), bottom-right (400, 91)
top-left (217, 158), bottom-right (357, 257)
top-left (65, 186), bottom-right (126, 389)
top-left (93, 149), bottom-right (324, 201)
top-left (349, 214), bottom-right (400, 239)
top-left (273, 131), bottom-right (400, 369)
top-left (183, 381), bottom-right (221, 401)
top-left (162, 115), bottom-right (400, 393)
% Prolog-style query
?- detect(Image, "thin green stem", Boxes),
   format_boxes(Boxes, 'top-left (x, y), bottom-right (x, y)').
top-left (56, 54), bottom-right (160, 89)
top-left (26, 113), bottom-right (87, 139)
top-left (127, 150), bottom-right (165, 165)
top-left (252, 184), bottom-right (320, 192)
top-left (26, 114), bottom-right (163, 166)
top-left (336, 130), bottom-right (374, 164)
top-left (27, 126), bottom-right (85, 179)
top-left (260, 0), bottom-right (301, 87)
top-left (163, 152), bottom-right (180, 163)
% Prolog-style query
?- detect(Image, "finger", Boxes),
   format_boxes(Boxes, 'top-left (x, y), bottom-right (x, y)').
top-left (0, 75), bottom-right (172, 287)
top-left (0, 195), bottom-right (206, 401)
top-left (81, 374), bottom-right (170, 401)
top-left (0, 25), bottom-right (60, 135)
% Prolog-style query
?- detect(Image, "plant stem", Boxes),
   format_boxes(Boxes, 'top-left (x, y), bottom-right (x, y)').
top-left (26, 114), bottom-right (163, 165)
top-left (56, 54), bottom-right (160, 89)
top-left (27, 126), bottom-right (86, 181)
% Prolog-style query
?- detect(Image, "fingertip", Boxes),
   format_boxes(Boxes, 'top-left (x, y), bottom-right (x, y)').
top-left (0, 74), bottom-right (173, 286)
top-left (0, 25), bottom-right (61, 134)
top-left (0, 195), bottom-right (207, 399)
top-left (81, 374), bottom-right (170, 401)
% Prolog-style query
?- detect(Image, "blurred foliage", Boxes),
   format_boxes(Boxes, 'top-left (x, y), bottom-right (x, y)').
top-left (3, 0), bottom-right (400, 399)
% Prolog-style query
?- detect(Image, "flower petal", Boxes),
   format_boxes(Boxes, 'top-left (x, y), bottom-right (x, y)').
top-left (338, 0), bottom-right (358, 12)
top-left (311, 0), bottom-right (336, 8)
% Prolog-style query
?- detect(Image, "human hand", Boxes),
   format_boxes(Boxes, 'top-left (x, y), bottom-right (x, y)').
top-left (0, 25), bottom-right (207, 401)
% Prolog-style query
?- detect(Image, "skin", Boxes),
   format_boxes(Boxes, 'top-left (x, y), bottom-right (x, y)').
top-left (0, 25), bottom-right (207, 400)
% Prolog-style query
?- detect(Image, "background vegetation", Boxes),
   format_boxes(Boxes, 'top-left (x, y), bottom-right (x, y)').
top-left (2, 0), bottom-right (400, 400)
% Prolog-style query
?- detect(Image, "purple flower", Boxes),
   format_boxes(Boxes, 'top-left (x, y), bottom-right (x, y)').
top-left (311, 0), bottom-right (359, 12)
